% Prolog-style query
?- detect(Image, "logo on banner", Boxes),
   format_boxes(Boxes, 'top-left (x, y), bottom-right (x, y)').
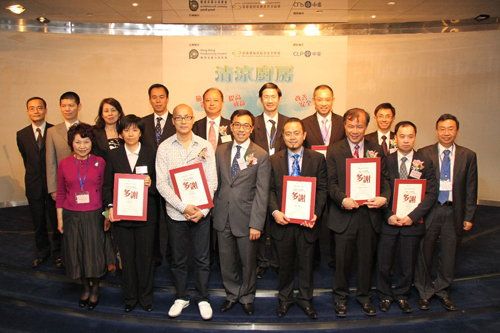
top-left (189, 49), bottom-right (199, 59)
top-left (189, 0), bottom-right (199, 11)
top-left (293, 50), bottom-right (321, 57)
top-left (293, 1), bottom-right (322, 8)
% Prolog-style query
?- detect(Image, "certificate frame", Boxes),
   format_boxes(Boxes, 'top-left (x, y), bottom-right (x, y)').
top-left (346, 157), bottom-right (381, 204)
top-left (169, 162), bottom-right (214, 210)
top-left (281, 176), bottom-right (317, 224)
top-left (392, 179), bottom-right (427, 218)
top-left (113, 173), bottom-right (148, 221)
top-left (311, 145), bottom-right (328, 157)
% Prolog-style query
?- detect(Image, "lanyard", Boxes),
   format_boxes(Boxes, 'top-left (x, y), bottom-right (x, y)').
top-left (75, 155), bottom-right (90, 191)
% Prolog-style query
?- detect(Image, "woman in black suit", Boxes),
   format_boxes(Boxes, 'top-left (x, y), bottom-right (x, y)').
top-left (103, 114), bottom-right (158, 312)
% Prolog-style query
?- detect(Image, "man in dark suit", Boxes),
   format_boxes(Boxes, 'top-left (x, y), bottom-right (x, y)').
top-left (414, 114), bottom-right (478, 312)
top-left (17, 97), bottom-right (61, 268)
top-left (326, 108), bottom-right (390, 317)
top-left (213, 109), bottom-right (271, 315)
top-left (269, 118), bottom-right (327, 319)
top-left (365, 103), bottom-right (396, 156)
top-left (192, 87), bottom-right (232, 149)
top-left (302, 84), bottom-right (345, 269)
top-left (141, 83), bottom-right (176, 266)
top-left (377, 121), bottom-right (437, 314)
top-left (251, 82), bottom-right (289, 278)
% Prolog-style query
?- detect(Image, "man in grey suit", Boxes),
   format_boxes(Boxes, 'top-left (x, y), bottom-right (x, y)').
top-left (414, 114), bottom-right (478, 312)
top-left (212, 109), bottom-right (271, 315)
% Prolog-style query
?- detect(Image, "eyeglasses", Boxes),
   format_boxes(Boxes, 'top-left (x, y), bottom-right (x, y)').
top-left (173, 115), bottom-right (194, 122)
top-left (232, 122), bottom-right (252, 131)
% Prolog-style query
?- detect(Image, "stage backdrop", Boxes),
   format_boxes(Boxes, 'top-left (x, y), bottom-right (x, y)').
top-left (163, 36), bottom-right (347, 120)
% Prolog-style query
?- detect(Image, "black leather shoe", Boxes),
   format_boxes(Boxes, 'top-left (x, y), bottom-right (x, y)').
top-left (299, 303), bottom-right (318, 320)
top-left (256, 266), bottom-right (267, 279)
top-left (438, 297), bottom-right (457, 311)
top-left (220, 300), bottom-right (237, 313)
top-left (124, 304), bottom-right (136, 313)
top-left (241, 303), bottom-right (254, 315)
top-left (418, 298), bottom-right (430, 311)
top-left (335, 300), bottom-right (347, 318)
top-left (54, 257), bottom-right (64, 268)
top-left (143, 304), bottom-right (153, 312)
top-left (276, 302), bottom-right (292, 318)
top-left (32, 256), bottom-right (48, 268)
top-left (379, 299), bottom-right (391, 312)
top-left (397, 299), bottom-right (413, 313)
top-left (88, 299), bottom-right (99, 310)
top-left (78, 299), bottom-right (88, 308)
top-left (361, 302), bottom-right (376, 316)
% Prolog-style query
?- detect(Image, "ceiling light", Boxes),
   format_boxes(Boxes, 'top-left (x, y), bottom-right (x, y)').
top-left (474, 14), bottom-right (490, 22)
top-left (132, 2), bottom-right (139, 7)
top-left (259, 14), bottom-right (264, 18)
top-left (260, 0), bottom-right (266, 4)
top-left (387, 1), bottom-right (396, 5)
top-left (6, 4), bottom-right (25, 14)
top-left (146, 15), bottom-right (152, 19)
top-left (371, 15), bottom-right (377, 19)
top-left (37, 16), bottom-right (50, 23)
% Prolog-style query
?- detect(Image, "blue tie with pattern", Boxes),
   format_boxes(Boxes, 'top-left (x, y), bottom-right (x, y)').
top-left (231, 145), bottom-right (242, 178)
top-left (438, 149), bottom-right (451, 204)
top-left (155, 117), bottom-right (162, 145)
top-left (291, 154), bottom-right (301, 176)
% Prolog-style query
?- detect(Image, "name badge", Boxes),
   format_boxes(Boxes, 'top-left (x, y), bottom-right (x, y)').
top-left (75, 191), bottom-right (90, 204)
top-left (237, 157), bottom-right (248, 171)
top-left (440, 180), bottom-right (452, 191)
top-left (269, 148), bottom-right (275, 156)
top-left (135, 165), bottom-right (148, 174)
top-left (409, 170), bottom-right (422, 179)
top-left (221, 135), bottom-right (232, 143)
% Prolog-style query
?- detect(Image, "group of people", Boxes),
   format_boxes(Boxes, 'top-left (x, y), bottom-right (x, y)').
top-left (16, 82), bottom-right (477, 321)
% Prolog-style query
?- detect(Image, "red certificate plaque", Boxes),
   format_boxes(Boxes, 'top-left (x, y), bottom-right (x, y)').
top-left (311, 145), bottom-right (328, 157)
top-left (113, 173), bottom-right (148, 221)
top-left (169, 162), bottom-right (214, 209)
top-left (281, 176), bottom-right (317, 224)
top-left (346, 157), bottom-right (381, 204)
top-left (392, 179), bottom-right (427, 218)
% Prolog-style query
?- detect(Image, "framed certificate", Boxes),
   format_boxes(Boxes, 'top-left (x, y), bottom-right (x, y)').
top-left (392, 179), bottom-right (427, 218)
top-left (281, 176), bottom-right (317, 224)
top-left (346, 157), bottom-right (381, 204)
top-left (311, 145), bottom-right (328, 157)
top-left (113, 173), bottom-right (148, 221)
top-left (169, 162), bottom-right (214, 209)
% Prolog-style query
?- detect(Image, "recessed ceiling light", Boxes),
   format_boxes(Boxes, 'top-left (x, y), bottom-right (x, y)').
top-left (371, 15), bottom-right (377, 19)
top-left (146, 15), bottom-right (152, 19)
top-left (260, 0), bottom-right (266, 4)
top-left (132, 2), bottom-right (139, 7)
top-left (259, 14), bottom-right (264, 18)
top-left (387, 1), bottom-right (396, 5)
top-left (37, 16), bottom-right (50, 23)
top-left (6, 4), bottom-right (26, 14)
top-left (474, 14), bottom-right (490, 22)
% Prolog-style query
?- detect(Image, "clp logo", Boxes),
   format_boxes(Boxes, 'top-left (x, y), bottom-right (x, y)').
top-left (189, 49), bottom-right (199, 59)
top-left (189, 0), bottom-right (199, 11)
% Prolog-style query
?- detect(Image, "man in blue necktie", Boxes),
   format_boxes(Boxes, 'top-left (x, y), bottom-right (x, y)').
top-left (414, 114), bottom-right (478, 312)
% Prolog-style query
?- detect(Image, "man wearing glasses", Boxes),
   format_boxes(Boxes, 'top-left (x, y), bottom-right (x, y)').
top-left (212, 109), bottom-right (271, 315)
top-left (156, 104), bottom-right (218, 320)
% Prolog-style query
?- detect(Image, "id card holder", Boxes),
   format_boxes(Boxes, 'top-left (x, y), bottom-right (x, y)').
top-left (75, 191), bottom-right (90, 204)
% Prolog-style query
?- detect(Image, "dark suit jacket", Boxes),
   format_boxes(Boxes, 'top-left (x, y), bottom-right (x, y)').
top-left (326, 138), bottom-right (391, 234)
top-left (103, 144), bottom-right (158, 228)
top-left (382, 151), bottom-right (437, 236)
top-left (16, 123), bottom-right (53, 200)
top-left (268, 148), bottom-right (328, 243)
top-left (251, 113), bottom-right (289, 153)
top-left (365, 131), bottom-right (395, 156)
top-left (212, 141), bottom-right (271, 237)
top-left (141, 112), bottom-right (175, 151)
top-left (192, 116), bottom-right (232, 144)
top-left (302, 112), bottom-right (345, 148)
top-left (417, 143), bottom-right (478, 235)
top-left (92, 127), bottom-right (124, 160)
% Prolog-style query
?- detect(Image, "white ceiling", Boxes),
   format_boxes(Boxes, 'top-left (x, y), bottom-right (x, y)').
top-left (1, 0), bottom-right (498, 24)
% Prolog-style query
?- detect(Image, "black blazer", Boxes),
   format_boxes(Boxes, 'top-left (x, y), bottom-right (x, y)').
top-left (16, 123), bottom-right (53, 200)
top-left (417, 143), bottom-right (478, 235)
top-left (251, 113), bottom-right (289, 153)
top-left (141, 112), bottom-right (175, 151)
top-left (192, 116), bottom-right (232, 144)
top-left (92, 127), bottom-right (123, 160)
top-left (382, 151), bottom-right (437, 236)
top-left (364, 131), bottom-right (395, 156)
top-left (103, 144), bottom-right (158, 228)
top-left (326, 138), bottom-right (391, 234)
top-left (268, 148), bottom-right (328, 243)
top-left (302, 112), bottom-right (345, 148)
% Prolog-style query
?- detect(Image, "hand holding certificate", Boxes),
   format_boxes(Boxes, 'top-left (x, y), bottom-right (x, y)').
top-left (346, 157), bottom-right (381, 204)
top-left (169, 163), bottom-right (214, 209)
top-left (392, 179), bottom-right (426, 220)
top-left (113, 173), bottom-right (148, 221)
top-left (281, 176), bottom-right (316, 224)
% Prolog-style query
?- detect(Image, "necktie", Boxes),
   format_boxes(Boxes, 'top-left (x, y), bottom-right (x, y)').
top-left (155, 117), bottom-right (162, 145)
top-left (231, 145), bottom-right (242, 178)
top-left (438, 149), bottom-right (451, 204)
top-left (291, 154), bottom-right (301, 176)
top-left (208, 120), bottom-right (217, 150)
top-left (36, 128), bottom-right (42, 149)
top-left (353, 144), bottom-right (360, 158)
top-left (321, 118), bottom-right (330, 144)
top-left (269, 119), bottom-right (276, 148)
top-left (381, 135), bottom-right (389, 156)
top-left (400, 156), bottom-right (408, 179)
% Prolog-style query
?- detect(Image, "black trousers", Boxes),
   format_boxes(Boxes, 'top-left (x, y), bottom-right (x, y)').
top-left (27, 194), bottom-right (61, 258)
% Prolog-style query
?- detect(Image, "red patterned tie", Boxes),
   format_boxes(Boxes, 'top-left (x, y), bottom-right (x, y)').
top-left (353, 144), bottom-right (360, 158)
